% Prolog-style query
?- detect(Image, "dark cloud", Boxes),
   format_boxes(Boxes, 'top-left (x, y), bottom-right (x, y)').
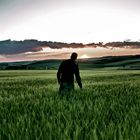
top-left (104, 42), bottom-right (140, 49)
top-left (0, 40), bottom-right (84, 55)
top-left (0, 39), bottom-right (140, 55)
top-left (0, 39), bottom-right (42, 55)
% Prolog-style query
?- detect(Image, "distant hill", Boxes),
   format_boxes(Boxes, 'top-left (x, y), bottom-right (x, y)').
top-left (0, 55), bottom-right (140, 70)
top-left (79, 55), bottom-right (140, 70)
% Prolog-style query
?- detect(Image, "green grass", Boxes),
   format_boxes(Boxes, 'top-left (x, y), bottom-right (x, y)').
top-left (0, 70), bottom-right (140, 140)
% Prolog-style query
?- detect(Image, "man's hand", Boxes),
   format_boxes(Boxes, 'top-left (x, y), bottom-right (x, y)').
top-left (79, 83), bottom-right (82, 89)
top-left (58, 80), bottom-right (61, 85)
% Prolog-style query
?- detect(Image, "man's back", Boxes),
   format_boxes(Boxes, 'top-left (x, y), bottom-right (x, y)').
top-left (57, 59), bottom-right (77, 83)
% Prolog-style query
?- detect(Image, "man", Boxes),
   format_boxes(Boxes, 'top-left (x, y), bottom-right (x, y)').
top-left (57, 52), bottom-right (82, 95)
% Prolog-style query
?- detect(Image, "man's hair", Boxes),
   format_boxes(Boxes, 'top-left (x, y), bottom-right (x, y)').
top-left (71, 52), bottom-right (78, 60)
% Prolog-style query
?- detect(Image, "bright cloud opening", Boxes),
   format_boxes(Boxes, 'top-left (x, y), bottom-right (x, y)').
top-left (79, 54), bottom-right (90, 59)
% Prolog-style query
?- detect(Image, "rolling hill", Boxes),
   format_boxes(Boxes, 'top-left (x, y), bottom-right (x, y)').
top-left (0, 55), bottom-right (140, 70)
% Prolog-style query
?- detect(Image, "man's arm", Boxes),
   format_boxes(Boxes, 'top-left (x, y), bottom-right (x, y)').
top-left (57, 63), bottom-right (62, 84)
top-left (75, 64), bottom-right (82, 89)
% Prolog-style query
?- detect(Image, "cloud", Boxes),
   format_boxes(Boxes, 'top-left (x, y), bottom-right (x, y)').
top-left (0, 54), bottom-right (7, 62)
top-left (0, 39), bottom-right (42, 55)
top-left (104, 42), bottom-right (140, 49)
top-left (0, 55), bottom-right (5, 58)
top-left (0, 40), bottom-right (84, 55)
top-left (0, 40), bottom-right (140, 56)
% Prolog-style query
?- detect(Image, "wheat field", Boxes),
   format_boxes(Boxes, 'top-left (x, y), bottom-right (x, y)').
top-left (0, 70), bottom-right (140, 140)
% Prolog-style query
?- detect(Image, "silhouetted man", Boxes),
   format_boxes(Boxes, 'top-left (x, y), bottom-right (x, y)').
top-left (57, 52), bottom-right (82, 95)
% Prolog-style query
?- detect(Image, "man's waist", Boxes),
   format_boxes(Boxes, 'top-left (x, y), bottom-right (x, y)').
top-left (60, 77), bottom-right (74, 82)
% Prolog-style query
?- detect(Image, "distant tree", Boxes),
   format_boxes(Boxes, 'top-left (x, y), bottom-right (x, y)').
top-left (124, 39), bottom-right (131, 42)
top-left (122, 64), bottom-right (125, 69)
top-left (97, 42), bottom-right (103, 46)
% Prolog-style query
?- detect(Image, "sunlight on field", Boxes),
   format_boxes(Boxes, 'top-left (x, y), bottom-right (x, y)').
top-left (0, 70), bottom-right (140, 139)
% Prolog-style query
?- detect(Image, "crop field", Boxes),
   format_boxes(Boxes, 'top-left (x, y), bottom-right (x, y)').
top-left (0, 70), bottom-right (140, 140)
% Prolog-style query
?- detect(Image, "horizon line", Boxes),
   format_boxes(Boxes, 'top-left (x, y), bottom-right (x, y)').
top-left (1, 39), bottom-right (140, 44)
top-left (0, 54), bottom-right (140, 63)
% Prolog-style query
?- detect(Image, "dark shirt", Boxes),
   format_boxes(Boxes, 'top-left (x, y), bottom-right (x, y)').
top-left (57, 59), bottom-right (82, 88)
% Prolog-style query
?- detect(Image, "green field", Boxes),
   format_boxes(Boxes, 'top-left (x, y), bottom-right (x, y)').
top-left (0, 70), bottom-right (140, 140)
top-left (1, 55), bottom-right (140, 70)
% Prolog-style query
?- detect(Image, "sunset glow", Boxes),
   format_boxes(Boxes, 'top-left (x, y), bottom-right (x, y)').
top-left (0, 46), bottom-right (140, 62)
top-left (79, 54), bottom-right (89, 59)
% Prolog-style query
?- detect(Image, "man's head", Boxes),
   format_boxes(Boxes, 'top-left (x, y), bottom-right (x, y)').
top-left (70, 52), bottom-right (78, 60)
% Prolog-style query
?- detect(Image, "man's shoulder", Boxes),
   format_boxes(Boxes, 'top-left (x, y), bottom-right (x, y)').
top-left (61, 59), bottom-right (69, 64)
top-left (62, 59), bottom-right (71, 64)
top-left (61, 59), bottom-right (78, 66)
top-left (60, 59), bottom-right (69, 67)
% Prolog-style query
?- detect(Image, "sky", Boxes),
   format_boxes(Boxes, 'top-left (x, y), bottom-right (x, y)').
top-left (1, 0), bottom-right (140, 43)
top-left (0, 0), bottom-right (140, 62)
